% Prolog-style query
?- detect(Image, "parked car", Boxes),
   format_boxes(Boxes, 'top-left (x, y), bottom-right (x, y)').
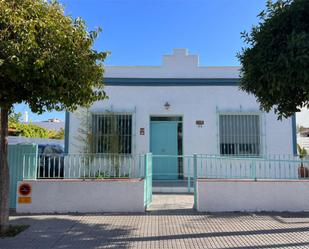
top-left (38, 144), bottom-right (64, 178)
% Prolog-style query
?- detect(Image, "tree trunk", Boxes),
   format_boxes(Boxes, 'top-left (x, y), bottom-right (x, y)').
top-left (0, 107), bottom-right (9, 234)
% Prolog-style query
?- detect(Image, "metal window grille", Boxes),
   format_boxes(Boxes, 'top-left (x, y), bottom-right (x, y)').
top-left (219, 113), bottom-right (261, 156)
top-left (92, 114), bottom-right (132, 154)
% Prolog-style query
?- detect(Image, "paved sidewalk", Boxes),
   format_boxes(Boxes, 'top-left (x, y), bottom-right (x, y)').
top-left (147, 193), bottom-right (194, 211)
top-left (1, 195), bottom-right (309, 248)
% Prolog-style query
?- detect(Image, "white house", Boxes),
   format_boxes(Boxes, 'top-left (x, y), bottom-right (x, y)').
top-left (65, 49), bottom-right (297, 180)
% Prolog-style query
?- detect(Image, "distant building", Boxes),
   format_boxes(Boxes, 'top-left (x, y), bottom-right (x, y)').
top-left (47, 118), bottom-right (62, 123)
top-left (297, 127), bottom-right (309, 152)
top-left (300, 128), bottom-right (309, 137)
top-left (23, 118), bottom-right (64, 132)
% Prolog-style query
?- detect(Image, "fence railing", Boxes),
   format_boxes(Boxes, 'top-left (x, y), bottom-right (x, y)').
top-left (23, 153), bottom-right (145, 179)
top-left (22, 153), bottom-right (309, 181)
top-left (151, 154), bottom-right (309, 180)
top-left (197, 155), bottom-right (309, 180)
top-left (144, 153), bottom-right (152, 207)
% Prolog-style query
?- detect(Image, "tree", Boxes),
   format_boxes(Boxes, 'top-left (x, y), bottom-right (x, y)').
top-left (75, 108), bottom-right (94, 154)
top-left (8, 112), bottom-right (22, 125)
top-left (8, 112), bottom-right (50, 138)
top-left (237, 0), bottom-right (309, 119)
top-left (11, 122), bottom-right (50, 138)
top-left (48, 128), bottom-right (65, 140)
top-left (297, 144), bottom-right (308, 178)
top-left (297, 144), bottom-right (308, 161)
top-left (8, 111), bottom-right (64, 139)
top-left (0, 0), bottom-right (108, 233)
top-left (75, 110), bottom-right (123, 177)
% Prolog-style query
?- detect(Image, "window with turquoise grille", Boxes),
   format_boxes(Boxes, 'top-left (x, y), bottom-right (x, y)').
top-left (219, 113), bottom-right (261, 156)
top-left (92, 113), bottom-right (132, 154)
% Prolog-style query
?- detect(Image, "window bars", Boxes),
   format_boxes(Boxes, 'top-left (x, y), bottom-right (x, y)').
top-left (92, 113), bottom-right (133, 154)
top-left (219, 113), bottom-right (261, 156)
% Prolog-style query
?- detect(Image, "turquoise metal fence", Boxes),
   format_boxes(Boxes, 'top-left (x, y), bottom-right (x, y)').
top-left (193, 154), bottom-right (197, 209)
top-left (9, 144), bottom-right (38, 209)
top-left (19, 151), bottom-right (308, 211)
top-left (148, 154), bottom-right (308, 208)
top-left (144, 153), bottom-right (152, 208)
top-left (22, 153), bottom-right (309, 181)
top-left (22, 152), bottom-right (153, 208)
top-left (22, 153), bottom-right (145, 179)
top-left (197, 155), bottom-right (308, 180)
top-left (147, 154), bottom-right (307, 182)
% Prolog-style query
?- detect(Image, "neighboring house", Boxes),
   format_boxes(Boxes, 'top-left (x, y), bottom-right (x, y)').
top-left (30, 118), bottom-right (64, 132)
top-left (65, 49), bottom-right (296, 179)
top-left (298, 127), bottom-right (309, 152)
top-left (299, 128), bottom-right (309, 137)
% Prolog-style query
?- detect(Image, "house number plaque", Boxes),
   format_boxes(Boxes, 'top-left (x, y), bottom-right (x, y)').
top-left (196, 120), bottom-right (204, 127)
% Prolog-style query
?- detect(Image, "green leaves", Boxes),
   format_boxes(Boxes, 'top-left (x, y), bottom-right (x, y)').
top-left (238, 0), bottom-right (309, 119)
top-left (0, 0), bottom-right (108, 113)
top-left (48, 128), bottom-right (64, 140)
top-left (34, 59), bottom-right (45, 68)
top-left (297, 144), bottom-right (307, 158)
top-left (9, 121), bottom-right (50, 138)
top-left (8, 111), bottom-right (64, 139)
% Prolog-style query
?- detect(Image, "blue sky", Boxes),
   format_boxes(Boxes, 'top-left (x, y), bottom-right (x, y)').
top-left (16, 0), bottom-right (267, 122)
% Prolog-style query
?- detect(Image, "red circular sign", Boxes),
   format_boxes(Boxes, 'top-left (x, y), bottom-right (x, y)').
top-left (19, 183), bottom-right (32, 196)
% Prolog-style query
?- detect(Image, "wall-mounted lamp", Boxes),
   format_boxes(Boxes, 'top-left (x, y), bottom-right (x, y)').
top-left (164, 102), bottom-right (171, 110)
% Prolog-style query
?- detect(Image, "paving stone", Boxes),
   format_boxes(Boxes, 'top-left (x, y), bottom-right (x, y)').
top-left (1, 195), bottom-right (309, 248)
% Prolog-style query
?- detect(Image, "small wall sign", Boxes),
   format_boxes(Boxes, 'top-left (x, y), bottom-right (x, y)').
top-left (18, 183), bottom-right (32, 204)
top-left (140, 128), bottom-right (145, 135)
top-left (196, 120), bottom-right (205, 127)
top-left (18, 197), bottom-right (31, 204)
top-left (19, 183), bottom-right (32, 196)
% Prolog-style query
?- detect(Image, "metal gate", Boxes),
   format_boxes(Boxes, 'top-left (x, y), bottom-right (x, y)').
top-left (193, 154), bottom-right (197, 209)
top-left (147, 154), bottom-right (198, 209)
top-left (144, 153), bottom-right (152, 208)
top-left (8, 144), bottom-right (38, 209)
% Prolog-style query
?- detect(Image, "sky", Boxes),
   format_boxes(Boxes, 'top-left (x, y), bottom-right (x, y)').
top-left (14, 0), bottom-right (308, 126)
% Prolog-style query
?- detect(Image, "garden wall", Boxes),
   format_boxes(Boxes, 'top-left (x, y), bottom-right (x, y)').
top-left (197, 179), bottom-right (309, 212)
top-left (16, 179), bottom-right (145, 213)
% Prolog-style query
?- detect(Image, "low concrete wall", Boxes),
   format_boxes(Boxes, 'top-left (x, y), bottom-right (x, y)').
top-left (16, 179), bottom-right (145, 213)
top-left (197, 179), bottom-right (309, 212)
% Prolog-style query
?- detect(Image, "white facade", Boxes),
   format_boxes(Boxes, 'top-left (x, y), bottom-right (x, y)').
top-left (67, 49), bottom-right (295, 157)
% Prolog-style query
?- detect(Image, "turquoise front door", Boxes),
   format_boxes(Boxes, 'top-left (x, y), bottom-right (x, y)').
top-left (150, 121), bottom-right (178, 180)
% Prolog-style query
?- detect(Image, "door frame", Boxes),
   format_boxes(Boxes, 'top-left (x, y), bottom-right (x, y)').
top-left (149, 115), bottom-right (184, 179)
